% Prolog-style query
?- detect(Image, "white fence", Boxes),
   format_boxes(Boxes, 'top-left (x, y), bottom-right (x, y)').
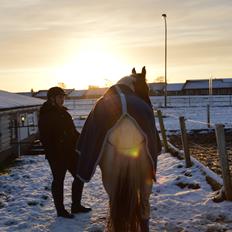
top-left (151, 95), bottom-right (232, 108)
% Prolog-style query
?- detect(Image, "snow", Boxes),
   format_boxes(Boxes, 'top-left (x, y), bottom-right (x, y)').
top-left (156, 106), bottom-right (232, 131)
top-left (167, 142), bottom-right (224, 186)
top-left (1, 97), bottom-right (232, 231)
top-left (151, 95), bottom-right (232, 108)
top-left (0, 90), bottom-right (44, 110)
top-left (1, 153), bottom-right (232, 232)
top-left (65, 97), bottom-right (232, 130)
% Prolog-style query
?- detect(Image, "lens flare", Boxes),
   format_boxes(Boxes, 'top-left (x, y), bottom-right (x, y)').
top-left (128, 147), bottom-right (139, 158)
top-left (118, 146), bottom-right (139, 158)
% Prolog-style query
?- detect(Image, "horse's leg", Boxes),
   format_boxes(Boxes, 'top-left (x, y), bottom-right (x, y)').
top-left (99, 142), bottom-right (115, 196)
top-left (139, 144), bottom-right (153, 232)
top-left (100, 142), bottom-right (122, 232)
top-left (140, 184), bottom-right (152, 232)
top-left (99, 147), bottom-right (111, 232)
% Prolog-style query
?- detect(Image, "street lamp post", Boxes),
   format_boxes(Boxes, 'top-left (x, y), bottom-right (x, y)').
top-left (162, 13), bottom-right (167, 107)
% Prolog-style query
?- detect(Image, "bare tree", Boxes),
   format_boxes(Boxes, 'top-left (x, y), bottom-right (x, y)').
top-left (30, 88), bottom-right (34, 96)
top-left (58, 82), bottom-right (66, 89)
top-left (88, 85), bottom-right (99, 90)
top-left (155, 76), bottom-right (165, 83)
top-left (104, 78), bottom-right (112, 87)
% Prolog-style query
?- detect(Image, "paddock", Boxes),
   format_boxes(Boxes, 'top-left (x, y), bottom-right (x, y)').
top-left (1, 96), bottom-right (232, 231)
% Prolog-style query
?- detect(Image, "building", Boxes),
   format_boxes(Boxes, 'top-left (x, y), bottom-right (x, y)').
top-left (34, 88), bottom-right (75, 99)
top-left (31, 77), bottom-right (232, 101)
top-left (149, 78), bottom-right (232, 96)
top-left (0, 90), bottom-right (44, 164)
top-left (149, 83), bottom-right (165, 96)
top-left (33, 90), bottom-right (48, 99)
top-left (17, 92), bottom-right (34, 97)
top-left (67, 89), bottom-right (87, 99)
top-left (183, 79), bottom-right (232, 95)
top-left (84, 87), bottom-right (108, 99)
top-left (149, 83), bottom-right (184, 96)
top-left (167, 83), bottom-right (184, 96)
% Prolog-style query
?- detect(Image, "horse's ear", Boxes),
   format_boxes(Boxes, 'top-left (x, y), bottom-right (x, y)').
top-left (141, 66), bottom-right (146, 78)
top-left (132, 68), bottom-right (136, 74)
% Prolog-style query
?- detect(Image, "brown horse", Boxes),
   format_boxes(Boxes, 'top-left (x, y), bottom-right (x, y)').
top-left (77, 67), bottom-right (161, 231)
top-left (98, 67), bottom-right (158, 232)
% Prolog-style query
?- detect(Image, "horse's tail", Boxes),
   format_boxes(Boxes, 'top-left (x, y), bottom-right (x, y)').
top-left (109, 148), bottom-right (146, 232)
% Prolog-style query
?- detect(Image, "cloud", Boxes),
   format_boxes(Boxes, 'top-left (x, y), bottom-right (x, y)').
top-left (0, 0), bottom-right (232, 90)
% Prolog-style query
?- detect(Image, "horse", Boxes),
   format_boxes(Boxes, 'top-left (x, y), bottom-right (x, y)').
top-left (76, 67), bottom-right (161, 232)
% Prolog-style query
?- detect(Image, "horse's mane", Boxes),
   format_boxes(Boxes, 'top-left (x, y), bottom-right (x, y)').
top-left (116, 75), bottom-right (135, 92)
top-left (116, 67), bottom-right (152, 108)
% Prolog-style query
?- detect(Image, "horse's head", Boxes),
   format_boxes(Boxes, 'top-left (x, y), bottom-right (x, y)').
top-left (117, 66), bottom-right (152, 108)
top-left (131, 66), bottom-right (152, 107)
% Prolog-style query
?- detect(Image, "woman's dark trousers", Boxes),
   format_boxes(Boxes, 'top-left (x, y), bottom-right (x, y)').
top-left (47, 156), bottom-right (83, 214)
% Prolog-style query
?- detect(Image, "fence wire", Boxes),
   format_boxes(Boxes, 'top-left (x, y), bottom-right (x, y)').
top-left (65, 98), bottom-right (232, 179)
top-left (160, 110), bottom-right (232, 178)
top-left (225, 130), bottom-right (232, 177)
top-left (186, 120), bottom-right (220, 176)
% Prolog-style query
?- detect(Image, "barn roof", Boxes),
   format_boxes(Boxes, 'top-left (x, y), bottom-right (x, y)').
top-left (0, 90), bottom-right (44, 111)
top-left (34, 90), bottom-right (48, 98)
top-left (68, 90), bottom-right (87, 97)
top-left (184, 79), bottom-right (232, 89)
top-left (167, 83), bottom-right (184, 91)
top-left (148, 83), bottom-right (165, 91)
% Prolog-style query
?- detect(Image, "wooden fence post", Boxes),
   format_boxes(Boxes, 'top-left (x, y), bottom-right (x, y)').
top-left (157, 110), bottom-right (169, 152)
top-left (207, 104), bottom-right (211, 128)
top-left (215, 124), bottom-right (232, 200)
top-left (179, 116), bottom-right (192, 168)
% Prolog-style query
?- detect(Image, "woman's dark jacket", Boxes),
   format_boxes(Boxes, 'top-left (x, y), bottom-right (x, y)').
top-left (38, 101), bottom-right (79, 160)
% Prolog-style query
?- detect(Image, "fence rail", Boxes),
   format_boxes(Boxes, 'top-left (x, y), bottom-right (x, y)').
top-left (156, 109), bottom-right (232, 201)
top-left (151, 95), bottom-right (232, 108)
top-left (65, 97), bottom-right (232, 201)
top-left (65, 95), bottom-right (232, 109)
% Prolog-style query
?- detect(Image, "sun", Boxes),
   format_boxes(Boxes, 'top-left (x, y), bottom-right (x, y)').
top-left (53, 39), bottom-right (129, 90)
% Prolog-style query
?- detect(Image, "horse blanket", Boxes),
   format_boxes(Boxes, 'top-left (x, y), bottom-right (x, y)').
top-left (76, 84), bottom-right (161, 182)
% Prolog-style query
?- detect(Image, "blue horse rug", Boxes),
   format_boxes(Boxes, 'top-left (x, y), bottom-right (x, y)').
top-left (76, 84), bottom-right (161, 182)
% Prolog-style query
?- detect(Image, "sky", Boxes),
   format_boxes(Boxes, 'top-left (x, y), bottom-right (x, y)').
top-left (0, 0), bottom-right (232, 92)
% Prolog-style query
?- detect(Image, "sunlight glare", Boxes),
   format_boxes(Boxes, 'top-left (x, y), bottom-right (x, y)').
top-left (54, 39), bottom-right (129, 89)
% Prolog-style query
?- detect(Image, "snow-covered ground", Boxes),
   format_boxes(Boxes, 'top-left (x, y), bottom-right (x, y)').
top-left (1, 153), bottom-right (232, 232)
top-left (1, 97), bottom-right (231, 231)
top-left (156, 106), bottom-right (232, 131)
